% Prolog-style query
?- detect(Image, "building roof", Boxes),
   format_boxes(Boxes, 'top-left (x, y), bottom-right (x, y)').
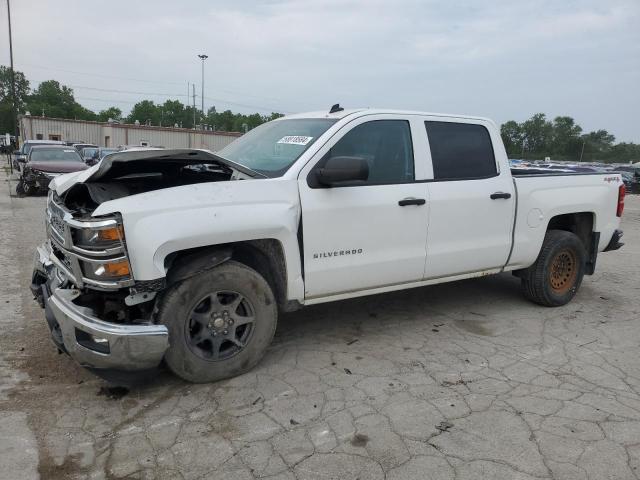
top-left (18, 114), bottom-right (242, 137)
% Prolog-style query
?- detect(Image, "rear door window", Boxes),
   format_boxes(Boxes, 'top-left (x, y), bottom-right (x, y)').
top-left (425, 121), bottom-right (497, 180)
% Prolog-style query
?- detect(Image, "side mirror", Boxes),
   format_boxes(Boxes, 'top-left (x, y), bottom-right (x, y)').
top-left (314, 156), bottom-right (369, 187)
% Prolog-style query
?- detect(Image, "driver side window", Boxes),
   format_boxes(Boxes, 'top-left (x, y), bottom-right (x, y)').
top-left (320, 120), bottom-right (414, 185)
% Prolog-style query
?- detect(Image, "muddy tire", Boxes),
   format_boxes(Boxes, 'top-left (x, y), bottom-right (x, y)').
top-left (15, 179), bottom-right (25, 196)
top-left (22, 180), bottom-right (35, 196)
top-left (157, 261), bottom-right (277, 383)
top-left (521, 230), bottom-right (586, 307)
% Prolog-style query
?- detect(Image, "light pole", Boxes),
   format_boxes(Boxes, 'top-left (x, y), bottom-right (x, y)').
top-left (6, 0), bottom-right (18, 145)
top-left (198, 54), bottom-right (208, 129)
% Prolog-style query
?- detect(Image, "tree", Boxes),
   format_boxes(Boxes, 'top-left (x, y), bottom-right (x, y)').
top-left (96, 107), bottom-right (122, 122)
top-left (159, 99), bottom-right (185, 127)
top-left (0, 65), bottom-right (30, 134)
top-left (126, 100), bottom-right (160, 125)
top-left (552, 116), bottom-right (582, 158)
top-left (580, 129), bottom-right (615, 161)
top-left (500, 120), bottom-right (523, 157)
top-left (521, 113), bottom-right (553, 156)
top-left (25, 80), bottom-right (95, 120)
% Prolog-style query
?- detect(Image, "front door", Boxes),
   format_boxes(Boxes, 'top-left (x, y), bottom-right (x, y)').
top-left (298, 116), bottom-right (429, 299)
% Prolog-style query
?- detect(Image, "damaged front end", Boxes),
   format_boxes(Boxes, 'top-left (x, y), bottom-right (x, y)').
top-left (31, 149), bottom-right (262, 376)
top-left (32, 190), bottom-right (168, 373)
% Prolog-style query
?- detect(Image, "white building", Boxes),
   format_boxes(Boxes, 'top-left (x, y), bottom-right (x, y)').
top-left (19, 115), bottom-right (241, 151)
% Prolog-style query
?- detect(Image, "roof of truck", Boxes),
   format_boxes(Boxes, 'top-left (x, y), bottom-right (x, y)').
top-left (281, 108), bottom-right (494, 124)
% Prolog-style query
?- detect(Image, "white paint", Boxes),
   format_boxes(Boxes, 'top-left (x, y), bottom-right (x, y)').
top-left (51, 108), bottom-right (623, 305)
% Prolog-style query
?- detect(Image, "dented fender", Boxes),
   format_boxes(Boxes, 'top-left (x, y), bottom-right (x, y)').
top-left (92, 178), bottom-right (305, 302)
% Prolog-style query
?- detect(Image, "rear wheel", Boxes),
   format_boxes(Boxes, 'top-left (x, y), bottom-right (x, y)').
top-left (521, 230), bottom-right (586, 307)
top-left (157, 261), bottom-right (277, 383)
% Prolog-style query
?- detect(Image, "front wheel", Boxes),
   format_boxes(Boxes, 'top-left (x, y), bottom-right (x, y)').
top-left (15, 179), bottom-right (25, 196)
top-left (21, 180), bottom-right (35, 196)
top-left (157, 261), bottom-right (277, 383)
top-left (521, 230), bottom-right (587, 307)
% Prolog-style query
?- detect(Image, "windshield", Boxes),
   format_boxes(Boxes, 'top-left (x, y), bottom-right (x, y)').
top-left (100, 149), bottom-right (119, 158)
top-left (23, 143), bottom-right (60, 155)
top-left (30, 148), bottom-right (83, 162)
top-left (217, 118), bottom-right (337, 177)
top-left (82, 147), bottom-right (99, 157)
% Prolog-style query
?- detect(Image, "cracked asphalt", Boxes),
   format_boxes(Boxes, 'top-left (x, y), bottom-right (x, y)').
top-left (1, 165), bottom-right (640, 479)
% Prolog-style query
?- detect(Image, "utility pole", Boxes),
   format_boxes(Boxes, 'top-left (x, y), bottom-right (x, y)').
top-left (192, 83), bottom-right (196, 129)
top-left (579, 139), bottom-right (586, 162)
top-left (197, 54), bottom-right (208, 130)
top-left (6, 0), bottom-right (19, 145)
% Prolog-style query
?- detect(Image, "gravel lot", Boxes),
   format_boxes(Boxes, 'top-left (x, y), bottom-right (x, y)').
top-left (1, 165), bottom-right (639, 480)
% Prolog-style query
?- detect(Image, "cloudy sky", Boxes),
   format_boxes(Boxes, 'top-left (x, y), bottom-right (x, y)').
top-left (1, 0), bottom-right (639, 141)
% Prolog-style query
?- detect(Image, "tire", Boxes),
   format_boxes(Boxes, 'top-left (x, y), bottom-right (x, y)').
top-left (15, 179), bottom-right (25, 196)
top-left (22, 181), bottom-right (34, 196)
top-left (521, 230), bottom-right (586, 307)
top-left (157, 261), bottom-right (277, 383)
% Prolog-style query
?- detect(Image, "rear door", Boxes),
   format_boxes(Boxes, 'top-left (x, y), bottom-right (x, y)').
top-left (298, 115), bottom-right (430, 298)
top-left (422, 119), bottom-right (515, 279)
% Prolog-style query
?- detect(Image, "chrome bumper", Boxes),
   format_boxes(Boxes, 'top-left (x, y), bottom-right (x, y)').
top-left (33, 242), bottom-right (169, 371)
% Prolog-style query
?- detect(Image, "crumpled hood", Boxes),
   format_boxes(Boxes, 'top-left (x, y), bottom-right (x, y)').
top-left (28, 160), bottom-right (88, 173)
top-left (50, 148), bottom-right (260, 196)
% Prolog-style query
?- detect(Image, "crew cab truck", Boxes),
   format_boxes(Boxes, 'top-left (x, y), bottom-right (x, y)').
top-left (31, 107), bottom-right (626, 383)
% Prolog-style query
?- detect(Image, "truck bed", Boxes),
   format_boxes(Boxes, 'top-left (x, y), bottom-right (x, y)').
top-left (507, 171), bottom-right (622, 270)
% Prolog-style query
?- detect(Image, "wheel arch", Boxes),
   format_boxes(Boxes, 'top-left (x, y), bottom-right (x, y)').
top-left (164, 239), bottom-right (299, 312)
top-left (545, 211), bottom-right (598, 274)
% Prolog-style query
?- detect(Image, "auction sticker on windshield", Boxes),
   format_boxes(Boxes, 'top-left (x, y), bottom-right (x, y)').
top-left (277, 136), bottom-right (313, 146)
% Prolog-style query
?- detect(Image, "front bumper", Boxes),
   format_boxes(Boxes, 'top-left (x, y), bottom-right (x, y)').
top-left (33, 243), bottom-right (169, 371)
top-left (23, 171), bottom-right (60, 190)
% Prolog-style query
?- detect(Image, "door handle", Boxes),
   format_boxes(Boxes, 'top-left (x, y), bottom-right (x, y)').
top-left (398, 198), bottom-right (426, 206)
top-left (490, 192), bottom-right (512, 200)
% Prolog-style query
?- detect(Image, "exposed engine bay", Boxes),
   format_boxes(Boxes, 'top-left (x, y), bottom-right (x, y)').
top-left (56, 149), bottom-right (260, 215)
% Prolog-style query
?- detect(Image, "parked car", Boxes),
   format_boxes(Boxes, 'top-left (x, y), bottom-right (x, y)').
top-left (17, 145), bottom-right (88, 196)
top-left (72, 143), bottom-right (97, 154)
top-left (97, 147), bottom-right (121, 160)
top-left (80, 146), bottom-right (100, 165)
top-left (82, 147), bottom-right (127, 165)
top-left (13, 140), bottom-right (66, 169)
top-left (32, 107), bottom-right (625, 383)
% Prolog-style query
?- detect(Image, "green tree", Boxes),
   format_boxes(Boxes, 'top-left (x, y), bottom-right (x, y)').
top-left (25, 80), bottom-right (96, 120)
top-left (604, 143), bottom-right (640, 163)
top-left (0, 65), bottom-right (30, 134)
top-left (126, 100), bottom-right (160, 125)
top-left (159, 99), bottom-right (186, 127)
top-left (552, 116), bottom-right (582, 158)
top-left (580, 130), bottom-right (615, 161)
top-left (500, 120), bottom-right (523, 157)
top-left (96, 107), bottom-right (122, 122)
top-left (521, 113), bottom-right (553, 156)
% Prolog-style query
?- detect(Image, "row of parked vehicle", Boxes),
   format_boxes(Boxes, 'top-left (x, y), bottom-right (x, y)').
top-left (12, 140), bottom-right (159, 196)
top-left (510, 159), bottom-right (640, 194)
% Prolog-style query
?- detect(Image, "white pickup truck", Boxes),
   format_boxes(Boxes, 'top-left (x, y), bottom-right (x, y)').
top-left (32, 106), bottom-right (626, 383)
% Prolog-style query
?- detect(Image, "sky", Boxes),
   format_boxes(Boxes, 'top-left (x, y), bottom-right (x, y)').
top-left (1, 0), bottom-right (639, 142)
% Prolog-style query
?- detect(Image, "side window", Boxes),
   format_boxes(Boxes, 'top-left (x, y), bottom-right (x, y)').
top-left (318, 120), bottom-right (414, 185)
top-left (425, 121), bottom-right (497, 180)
